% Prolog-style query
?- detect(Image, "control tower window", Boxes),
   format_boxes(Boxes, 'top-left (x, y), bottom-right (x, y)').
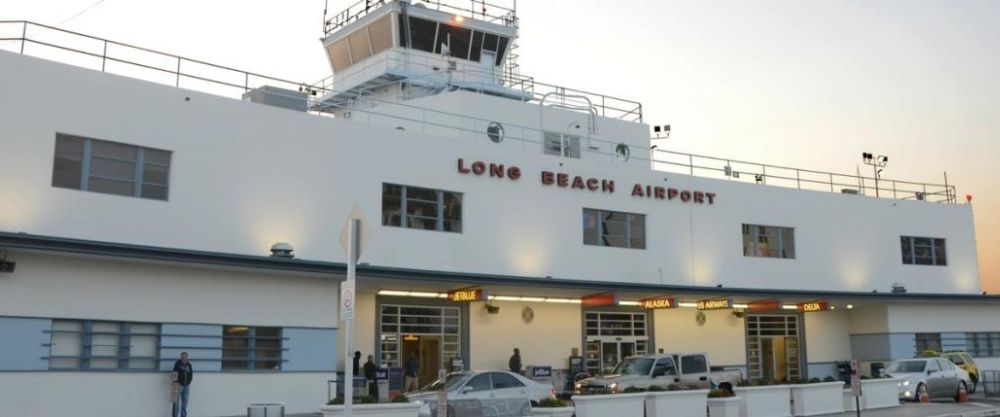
top-left (348, 28), bottom-right (373, 63)
top-left (328, 39), bottom-right (352, 72)
top-left (368, 15), bottom-right (394, 56)
top-left (469, 31), bottom-right (483, 62)
top-left (495, 37), bottom-right (509, 66)
top-left (480, 33), bottom-right (509, 66)
top-left (435, 23), bottom-right (471, 59)
top-left (408, 17), bottom-right (438, 53)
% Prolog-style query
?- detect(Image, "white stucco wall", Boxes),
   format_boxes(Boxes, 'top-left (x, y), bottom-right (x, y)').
top-left (653, 308), bottom-right (746, 366)
top-left (469, 301), bottom-right (581, 370)
top-left (887, 303), bottom-right (1000, 332)
top-left (0, 50), bottom-right (982, 295)
top-left (0, 252), bottom-right (339, 327)
top-left (0, 372), bottom-right (333, 417)
top-left (804, 309), bottom-right (852, 363)
top-left (846, 305), bottom-right (890, 335)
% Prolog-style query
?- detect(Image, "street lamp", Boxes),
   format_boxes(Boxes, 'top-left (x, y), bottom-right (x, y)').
top-left (861, 152), bottom-right (888, 197)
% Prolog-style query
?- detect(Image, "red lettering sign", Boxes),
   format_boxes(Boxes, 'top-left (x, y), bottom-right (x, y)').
top-left (797, 301), bottom-right (829, 313)
top-left (747, 300), bottom-right (781, 312)
top-left (582, 293), bottom-right (616, 307)
top-left (640, 296), bottom-right (676, 310)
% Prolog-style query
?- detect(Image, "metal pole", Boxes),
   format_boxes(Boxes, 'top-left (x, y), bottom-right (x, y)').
top-left (689, 154), bottom-right (694, 176)
top-left (20, 22), bottom-right (27, 54)
top-left (829, 173), bottom-right (834, 192)
top-left (102, 41), bottom-right (108, 72)
top-left (796, 169), bottom-right (801, 189)
top-left (943, 171), bottom-right (950, 203)
top-left (873, 165), bottom-right (879, 198)
top-left (344, 218), bottom-right (359, 417)
top-left (176, 58), bottom-right (181, 87)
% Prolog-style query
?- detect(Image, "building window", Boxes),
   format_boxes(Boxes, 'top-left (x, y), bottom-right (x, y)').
top-left (742, 224), bottom-right (795, 259)
top-left (48, 320), bottom-right (160, 370)
top-left (382, 183), bottom-right (462, 233)
top-left (222, 326), bottom-right (282, 371)
top-left (966, 333), bottom-right (1000, 357)
top-left (915, 332), bottom-right (942, 354)
top-left (543, 132), bottom-right (581, 158)
top-left (901, 236), bottom-right (947, 266)
top-left (52, 134), bottom-right (171, 200)
top-left (583, 208), bottom-right (645, 249)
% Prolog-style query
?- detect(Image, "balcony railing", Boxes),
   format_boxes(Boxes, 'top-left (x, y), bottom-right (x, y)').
top-left (323, 0), bottom-right (517, 35)
top-left (0, 20), bottom-right (958, 204)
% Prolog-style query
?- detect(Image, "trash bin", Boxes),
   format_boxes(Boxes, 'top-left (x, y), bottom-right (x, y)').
top-left (247, 403), bottom-right (284, 417)
top-left (870, 362), bottom-right (885, 378)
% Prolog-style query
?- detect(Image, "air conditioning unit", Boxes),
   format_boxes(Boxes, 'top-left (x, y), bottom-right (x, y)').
top-left (841, 189), bottom-right (859, 195)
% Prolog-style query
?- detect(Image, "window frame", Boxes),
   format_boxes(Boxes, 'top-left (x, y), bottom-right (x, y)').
top-left (741, 224), bottom-right (796, 259)
top-left (221, 325), bottom-right (284, 371)
top-left (52, 133), bottom-right (171, 201)
top-left (382, 183), bottom-right (463, 233)
top-left (901, 236), bottom-right (947, 266)
top-left (582, 208), bottom-right (646, 250)
top-left (47, 319), bottom-right (160, 371)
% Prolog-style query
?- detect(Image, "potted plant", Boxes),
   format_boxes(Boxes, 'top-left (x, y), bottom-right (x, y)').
top-left (734, 381), bottom-right (792, 417)
top-left (320, 395), bottom-right (421, 417)
top-left (532, 397), bottom-right (574, 417)
top-left (708, 389), bottom-right (741, 417)
top-left (790, 377), bottom-right (845, 416)
top-left (571, 389), bottom-right (647, 417)
top-left (643, 384), bottom-right (709, 417)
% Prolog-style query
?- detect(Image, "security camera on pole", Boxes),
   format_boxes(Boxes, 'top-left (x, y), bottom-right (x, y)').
top-left (339, 205), bottom-right (370, 417)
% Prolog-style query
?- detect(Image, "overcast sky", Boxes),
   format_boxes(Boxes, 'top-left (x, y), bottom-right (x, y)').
top-left (4, 0), bottom-right (999, 292)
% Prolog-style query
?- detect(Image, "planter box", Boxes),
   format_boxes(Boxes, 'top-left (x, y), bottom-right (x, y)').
top-left (708, 396), bottom-right (741, 417)
top-left (531, 406), bottom-right (575, 417)
top-left (645, 389), bottom-right (709, 417)
top-left (734, 385), bottom-right (791, 417)
top-left (320, 402), bottom-right (421, 417)
top-left (860, 378), bottom-right (900, 410)
top-left (790, 382), bottom-right (845, 416)
top-left (571, 392), bottom-right (647, 417)
top-left (842, 389), bottom-right (859, 411)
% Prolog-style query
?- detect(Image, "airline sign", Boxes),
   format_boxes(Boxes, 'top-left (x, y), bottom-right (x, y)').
top-left (797, 301), bottom-right (830, 313)
top-left (697, 298), bottom-right (733, 310)
top-left (640, 296), bottom-right (677, 310)
top-left (448, 288), bottom-right (487, 302)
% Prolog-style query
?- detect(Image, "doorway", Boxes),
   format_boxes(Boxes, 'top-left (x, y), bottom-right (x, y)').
top-left (583, 311), bottom-right (649, 375)
top-left (402, 335), bottom-right (442, 387)
top-left (480, 51), bottom-right (496, 83)
top-left (378, 304), bottom-right (463, 387)
top-left (746, 315), bottom-right (802, 382)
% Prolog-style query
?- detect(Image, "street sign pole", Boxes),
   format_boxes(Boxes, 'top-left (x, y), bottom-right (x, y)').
top-left (342, 218), bottom-right (359, 417)
top-left (850, 359), bottom-right (862, 417)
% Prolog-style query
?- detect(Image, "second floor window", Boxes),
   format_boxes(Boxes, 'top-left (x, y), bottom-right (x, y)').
top-left (52, 133), bottom-right (171, 200)
top-left (382, 184), bottom-right (463, 233)
top-left (583, 208), bottom-right (645, 249)
top-left (901, 236), bottom-right (947, 266)
top-left (742, 224), bottom-right (795, 259)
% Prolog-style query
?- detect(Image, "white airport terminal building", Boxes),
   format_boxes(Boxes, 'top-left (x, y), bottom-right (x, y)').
top-left (0, 1), bottom-right (998, 416)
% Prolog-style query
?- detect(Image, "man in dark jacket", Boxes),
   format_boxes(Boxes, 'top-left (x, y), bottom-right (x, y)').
top-left (172, 352), bottom-right (194, 417)
top-left (363, 355), bottom-right (379, 398)
top-left (509, 348), bottom-right (522, 375)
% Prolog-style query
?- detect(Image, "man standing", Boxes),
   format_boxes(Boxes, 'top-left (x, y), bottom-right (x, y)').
top-left (404, 352), bottom-right (420, 392)
top-left (508, 348), bottom-right (522, 375)
top-left (363, 355), bottom-right (379, 398)
top-left (172, 352), bottom-right (193, 417)
top-left (353, 351), bottom-right (362, 377)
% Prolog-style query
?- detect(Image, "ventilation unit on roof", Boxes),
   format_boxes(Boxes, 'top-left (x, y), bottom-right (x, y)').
top-left (242, 85), bottom-right (309, 112)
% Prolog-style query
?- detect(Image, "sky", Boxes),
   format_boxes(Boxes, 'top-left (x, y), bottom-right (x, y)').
top-left (3, 0), bottom-right (999, 292)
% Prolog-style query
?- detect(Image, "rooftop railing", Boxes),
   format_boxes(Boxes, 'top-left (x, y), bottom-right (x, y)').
top-left (323, 0), bottom-right (517, 35)
top-left (0, 20), bottom-right (958, 204)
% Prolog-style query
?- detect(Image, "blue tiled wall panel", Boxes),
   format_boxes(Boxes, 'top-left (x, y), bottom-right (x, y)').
top-left (889, 333), bottom-right (917, 359)
top-left (942, 332), bottom-right (967, 352)
top-left (0, 317), bottom-right (51, 370)
top-left (159, 324), bottom-right (222, 372)
top-left (283, 327), bottom-right (337, 371)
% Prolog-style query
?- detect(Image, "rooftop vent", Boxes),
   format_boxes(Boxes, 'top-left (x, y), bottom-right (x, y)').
top-left (242, 86), bottom-right (308, 112)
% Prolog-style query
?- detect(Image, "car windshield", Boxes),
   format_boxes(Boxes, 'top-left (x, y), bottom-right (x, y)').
top-left (611, 358), bottom-right (655, 376)
top-left (888, 360), bottom-right (927, 373)
top-left (424, 373), bottom-right (470, 391)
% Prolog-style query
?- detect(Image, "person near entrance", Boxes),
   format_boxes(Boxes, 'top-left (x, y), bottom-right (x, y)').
top-left (171, 352), bottom-right (193, 417)
top-left (353, 351), bottom-right (362, 376)
top-left (363, 355), bottom-right (378, 398)
top-left (509, 348), bottom-right (523, 375)
top-left (404, 352), bottom-right (420, 392)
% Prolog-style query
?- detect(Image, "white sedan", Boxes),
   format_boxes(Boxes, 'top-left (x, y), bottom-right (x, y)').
top-left (408, 371), bottom-right (556, 417)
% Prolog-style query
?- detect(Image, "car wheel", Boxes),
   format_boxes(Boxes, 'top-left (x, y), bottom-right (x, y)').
top-left (916, 383), bottom-right (929, 402)
top-left (955, 381), bottom-right (968, 402)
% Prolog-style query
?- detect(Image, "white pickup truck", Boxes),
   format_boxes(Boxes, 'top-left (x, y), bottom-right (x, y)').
top-left (574, 353), bottom-right (743, 394)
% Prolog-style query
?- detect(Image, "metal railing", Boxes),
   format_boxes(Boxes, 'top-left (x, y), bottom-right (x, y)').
top-left (0, 21), bottom-right (323, 101)
top-left (0, 20), bottom-right (957, 204)
top-left (324, 0), bottom-right (517, 34)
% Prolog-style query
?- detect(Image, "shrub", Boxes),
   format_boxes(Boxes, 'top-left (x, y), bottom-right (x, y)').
top-left (327, 397), bottom-right (343, 406)
top-left (391, 394), bottom-right (410, 403)
top-left (808, 377), bottom-right (822, 383)
top-left (622, 386), bottom-right (646, 393)
top-left (646, 385), bottom-right (666, 392)
top-left (823, 376), bottom-right (837, 383)
top-left (536, 397), bottom-right (569, 408)
top-left (707, 389), bottom-right (726, 398)
top-left (327, 396), bottom-right (379, 405)
top-left (667, 383), bottom-right (688, 391)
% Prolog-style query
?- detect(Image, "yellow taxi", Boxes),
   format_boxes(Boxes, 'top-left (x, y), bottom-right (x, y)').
top-left (942, 351), bottom-right (980, 394)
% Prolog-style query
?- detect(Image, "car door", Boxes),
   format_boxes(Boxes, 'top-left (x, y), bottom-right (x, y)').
top-left (940, 359), bottom-right (961, 392)
top-left (679, 354), bottom-right (711, 388)
top-left (490, 372), bottom-right (528, 400)
top-left (925, 359), bottom-right (945, 397)
top-left (652, 357), bottom-right (679, 385)
top-left (460, 372), bottom-right (494, 400)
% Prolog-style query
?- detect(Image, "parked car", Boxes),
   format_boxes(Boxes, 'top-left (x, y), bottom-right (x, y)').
top-left (942, 351), bottom-right (979, 393)
top-left (409, 370), bottom-right (555, 417)
top-left (884, 357), bottom-right (968, 402)
top-left (574, 353), bottom-right (742, 394)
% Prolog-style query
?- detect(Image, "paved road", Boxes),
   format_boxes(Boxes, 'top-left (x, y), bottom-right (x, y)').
top-left (829, 392), bottom-right (1000, 417)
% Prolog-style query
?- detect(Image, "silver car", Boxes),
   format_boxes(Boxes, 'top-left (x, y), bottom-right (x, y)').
top-left (409, 371), bottom-right (556, 417)
top-left (885, 357), bottom-right (968, 401)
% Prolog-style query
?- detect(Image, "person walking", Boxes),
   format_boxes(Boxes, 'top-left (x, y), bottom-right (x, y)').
top-left (172, 352), bottom-right (194, 417)
top-left (508, 348), bottom-right (522, 375)
top-left (404, 352), bottom-right (420, 392)
top-left (363, 355), bottom-right (379, 398)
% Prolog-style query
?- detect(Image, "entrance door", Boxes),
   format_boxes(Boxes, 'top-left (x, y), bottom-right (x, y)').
top-left (584, 311), bottom-right (649, 376)
top-left (401, 335), bottom-right (442, 388)
top-left (480, 51), bottom-right (496, 83)
top-left (746, 315), bottom-right (802, 382)
top-left (589, 340), bottom-right (639, 375)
